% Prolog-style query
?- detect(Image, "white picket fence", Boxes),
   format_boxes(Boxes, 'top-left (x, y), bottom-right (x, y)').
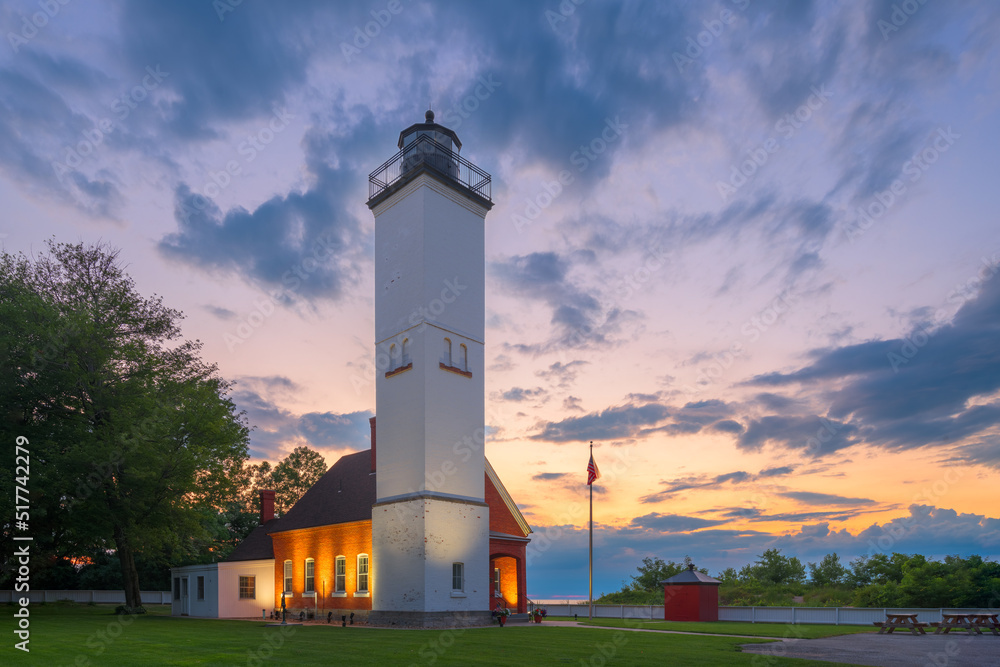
top-left (534, 604), bottom-right (1000, 626)
top-left (1, 590), bottom-right (171, 604)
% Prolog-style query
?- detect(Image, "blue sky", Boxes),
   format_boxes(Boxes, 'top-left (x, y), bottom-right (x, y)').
top-left (2, 0), bottom-right (999, 599)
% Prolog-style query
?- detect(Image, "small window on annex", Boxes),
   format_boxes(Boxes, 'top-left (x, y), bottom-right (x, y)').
top-left (239, 576), bottom-right (256, 600)
top-left (283, 560), bottom-right (293, 593)
top-left (452, 562), bottom-right (464, 592)
top-left (197, 576), bottom-right (205, 600)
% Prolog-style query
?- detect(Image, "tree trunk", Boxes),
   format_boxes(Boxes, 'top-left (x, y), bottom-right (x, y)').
top-left (113, 524), bottom-right (143, 609)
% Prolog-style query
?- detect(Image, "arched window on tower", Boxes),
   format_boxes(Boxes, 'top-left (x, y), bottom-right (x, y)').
top-left (385, 338), bottom-right (412, 378)
top-left (443, 337), bottom-right (452, 366)
top-left (459, 343), bottom-right (468, 372)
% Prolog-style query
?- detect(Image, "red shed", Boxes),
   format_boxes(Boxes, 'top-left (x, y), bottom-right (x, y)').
top-left (659, 564), bottom-right (721, 621)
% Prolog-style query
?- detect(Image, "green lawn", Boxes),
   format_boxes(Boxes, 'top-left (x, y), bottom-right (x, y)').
top-left (5, 603), bottom-right (857, 666)
top-left (566, 617), bottom-right (877, 638)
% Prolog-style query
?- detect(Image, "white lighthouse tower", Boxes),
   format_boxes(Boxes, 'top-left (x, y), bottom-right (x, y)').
top-left (367, 111), bottom-right (493, 627)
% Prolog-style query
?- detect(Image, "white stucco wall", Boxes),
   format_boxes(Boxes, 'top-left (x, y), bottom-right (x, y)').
top-left (372, 496), bottom-right (488, 612)
top-left (218, 560), bottom-right (274, 619)
top-left (373, 173), bottom-right (488, 504)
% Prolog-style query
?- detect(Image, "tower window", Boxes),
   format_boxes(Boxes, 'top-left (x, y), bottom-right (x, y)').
top-left (440, 338), bottom-right (472, 378)
top-left (384, 338), bottom-right (413, 378)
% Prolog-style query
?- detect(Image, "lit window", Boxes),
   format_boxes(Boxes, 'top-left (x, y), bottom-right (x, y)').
top-left (283, 560), bottom-right (292, 593)
top-left (494, 568), bottom-right (500, 595)
top-left (357, 554), bottom-right (369, 593)
top-left (197, 576), bottom-right (205, 601)
top-left (239, 576), bottom-right (256, 600)
top-left (305, 558), bottom-right (315, 593)
top-left (452, 563), bottom-right (464, 592)
top-left (335, 556), bottom-right (346, 593)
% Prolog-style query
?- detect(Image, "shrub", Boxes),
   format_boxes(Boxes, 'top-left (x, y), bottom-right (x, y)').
top-left (114, 605), bottom-right (147, 615)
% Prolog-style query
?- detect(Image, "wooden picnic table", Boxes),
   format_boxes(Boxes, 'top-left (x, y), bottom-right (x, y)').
top-left (875, 613), bottom-right (928, 635)
top-left (932, 613), bottom-right (1000, 636)
top-left (970, 613), bottom-right (999, 636)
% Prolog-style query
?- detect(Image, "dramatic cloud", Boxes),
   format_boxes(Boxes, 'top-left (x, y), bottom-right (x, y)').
top-left (494, 386), bottom-right (549, 403)
top-left (629, 513), bottom-right (729, 533)
top-left (158, 124), bottom-right (370, 303)
top-left (536, 360), bottom-right (589, 388)
top-left (641, 465), bottom-right (798, 504)
top-left (779, 491), bottom-right (876, 506)
top-left (531, 401), bottom-right (671, 443)
top-left (747, 272), bottom-right (1000, 460)
top-left (737, 415), bottom-right (861, 457)
top-left (230, 376), bottom-right (372, 459)
top-left (533, 472), bottom-right (568, 482)
top-left (491, 252), bottom-right (639, 354)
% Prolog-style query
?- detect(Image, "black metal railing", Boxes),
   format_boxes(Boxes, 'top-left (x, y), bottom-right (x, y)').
top-left (368, 134), bottom-right (491, 204)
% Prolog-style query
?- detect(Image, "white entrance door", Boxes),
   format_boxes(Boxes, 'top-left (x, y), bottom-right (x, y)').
top-left (180, 577), bottom-right (190, 615)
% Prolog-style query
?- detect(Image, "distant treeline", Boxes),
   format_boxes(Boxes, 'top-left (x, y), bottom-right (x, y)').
top-left (595, 551), bottom-right (1000, 608)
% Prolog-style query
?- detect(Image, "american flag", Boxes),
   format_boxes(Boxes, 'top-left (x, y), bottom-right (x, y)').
top-left (587, 453), bottom-right (600, 485)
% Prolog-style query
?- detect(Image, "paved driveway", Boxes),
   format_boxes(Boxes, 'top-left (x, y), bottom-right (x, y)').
top-left (739, 632), bottom-right (1000, 666)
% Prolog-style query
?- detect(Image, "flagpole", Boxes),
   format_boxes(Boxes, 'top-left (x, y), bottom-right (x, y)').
top-left (588, 440), bottom-right (593, 620)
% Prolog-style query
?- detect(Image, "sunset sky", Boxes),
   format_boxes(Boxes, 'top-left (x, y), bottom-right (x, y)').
top-left (2, 0), bottom-right (999, 599)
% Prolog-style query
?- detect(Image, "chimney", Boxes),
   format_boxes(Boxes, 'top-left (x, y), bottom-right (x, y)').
top-left (369, 416), bottom-right (377, 473)
top-left (259, 489), bottom-right (275, 524)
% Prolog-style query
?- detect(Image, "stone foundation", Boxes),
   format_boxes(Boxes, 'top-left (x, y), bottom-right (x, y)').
top-left (367, 610), bottom-right (493, 628)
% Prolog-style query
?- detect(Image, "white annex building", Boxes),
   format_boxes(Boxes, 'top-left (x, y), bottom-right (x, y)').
top-left (171, 113), bottom-right (528, 626)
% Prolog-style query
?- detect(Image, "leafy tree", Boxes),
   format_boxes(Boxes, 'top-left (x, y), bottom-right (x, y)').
top-left (0, 241), bottom-right (249, 609)
top-left (630, 556), bottom-right (688, 592)
top-left (209, 448), bottom-right (327, 560)
top-left (808, 553), bottom-right (847, 586)
top-left (717, 567), bottom-right (740, 584)
top-left (270, 446), bottom-right (328, 514)
top-left (741, 549), bottom-right (806, 585)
